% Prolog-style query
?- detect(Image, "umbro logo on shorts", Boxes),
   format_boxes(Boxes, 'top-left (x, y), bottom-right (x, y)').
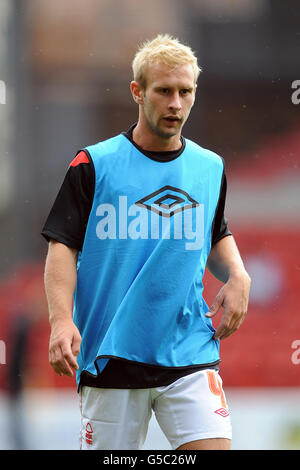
top-left (135, 185), bottom-right (199, 218)
top-left (214, 408), bottom-right (230, 418)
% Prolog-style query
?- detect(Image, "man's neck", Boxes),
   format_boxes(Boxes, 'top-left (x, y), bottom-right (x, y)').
top-left (132, 122), bottom-right (182, 152)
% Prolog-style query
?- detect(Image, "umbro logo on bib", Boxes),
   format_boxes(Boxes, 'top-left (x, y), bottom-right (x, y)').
top-left (135, 185), bottom-right (199, 218)
top-left (95, 186), bottom-right (204, 250)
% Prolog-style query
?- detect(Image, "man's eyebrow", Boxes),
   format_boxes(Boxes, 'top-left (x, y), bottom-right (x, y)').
top-left (154, 85), bottom-right (194, 90)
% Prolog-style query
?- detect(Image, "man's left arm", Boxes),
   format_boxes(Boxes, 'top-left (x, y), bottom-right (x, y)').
top-left (206, 235), bottom-right (251, 340)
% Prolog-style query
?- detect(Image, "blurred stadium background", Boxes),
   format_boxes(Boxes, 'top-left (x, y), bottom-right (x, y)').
top-left (0, 0), bottom-right (299, 450)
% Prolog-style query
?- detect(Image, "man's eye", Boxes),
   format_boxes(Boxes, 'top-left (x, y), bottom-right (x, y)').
top-left (161, 88), bottom-right (169, 94)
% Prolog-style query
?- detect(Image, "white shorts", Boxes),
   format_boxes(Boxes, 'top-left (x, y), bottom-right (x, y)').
top-left (79, 369), bottom-right (232, 450)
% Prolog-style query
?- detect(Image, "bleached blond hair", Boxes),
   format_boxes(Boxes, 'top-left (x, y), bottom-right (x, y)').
top-left (132, 34), bottom-right (201, 89)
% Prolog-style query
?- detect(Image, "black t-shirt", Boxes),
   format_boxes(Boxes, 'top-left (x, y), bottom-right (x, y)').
top-left (42, 124), bottom-right (232, 389)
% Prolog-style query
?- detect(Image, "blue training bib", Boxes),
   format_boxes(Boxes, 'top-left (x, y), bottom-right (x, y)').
top-left (73, 133), bottom-right (224, 385)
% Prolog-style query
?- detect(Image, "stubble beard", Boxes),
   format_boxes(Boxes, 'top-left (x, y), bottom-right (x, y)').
top-left (145, 115), bottom-right (183, 140)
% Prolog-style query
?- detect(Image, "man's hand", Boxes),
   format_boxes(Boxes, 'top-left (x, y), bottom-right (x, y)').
top-left (206, 272), bottom-right (251, 340)
top-left (49, 318), bottom-right (81, 377)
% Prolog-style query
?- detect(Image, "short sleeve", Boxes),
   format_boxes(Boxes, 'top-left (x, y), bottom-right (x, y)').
top-left (41, 151), bottom-right (95, 251)
top-left (211, 167), bottom-right (232, 246)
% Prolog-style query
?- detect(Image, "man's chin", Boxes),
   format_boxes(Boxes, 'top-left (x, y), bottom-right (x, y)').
top-left (155, 124), bottom-right (182, 139)
top-left (146, 118), bottom-right (182, 140)
top-left (158, 131), bottom-right (178, 139)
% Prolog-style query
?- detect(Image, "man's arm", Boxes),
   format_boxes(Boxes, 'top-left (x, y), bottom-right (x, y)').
top-left (44, 240), bottom-right (81, 377)
top-left (206, 235), bottom-right (251, 340)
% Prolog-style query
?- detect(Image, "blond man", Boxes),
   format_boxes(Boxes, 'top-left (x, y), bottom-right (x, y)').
top-left (42, 34), bottom-right (251, 450)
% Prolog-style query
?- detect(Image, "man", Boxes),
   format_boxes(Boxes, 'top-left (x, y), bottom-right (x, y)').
top-left (42, 34), bottom-right (251, 450)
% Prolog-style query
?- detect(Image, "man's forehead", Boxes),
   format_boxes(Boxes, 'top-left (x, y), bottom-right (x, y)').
top-left (145, 62), bottom-right (195, 86)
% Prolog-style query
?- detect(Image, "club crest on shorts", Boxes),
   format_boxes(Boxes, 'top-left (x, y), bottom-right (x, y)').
top-left (214, 407), bottom-right (230, 418)
top-left (85, 422), bottom-right (93, 445)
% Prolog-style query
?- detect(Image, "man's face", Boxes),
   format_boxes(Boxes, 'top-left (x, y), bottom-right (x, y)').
top-left (139, 62), bottom-right (196, 140)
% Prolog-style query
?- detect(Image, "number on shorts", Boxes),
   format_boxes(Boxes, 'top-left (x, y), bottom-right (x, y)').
top-left (206, 371), bottom-right (227, 409)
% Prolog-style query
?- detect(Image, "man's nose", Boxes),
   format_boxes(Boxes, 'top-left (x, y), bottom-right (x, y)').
top-left (168, 92), bottom-right (182, 111)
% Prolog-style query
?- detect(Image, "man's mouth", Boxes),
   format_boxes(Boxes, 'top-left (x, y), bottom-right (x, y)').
top-left (163, 116), bottom-right (181, 123)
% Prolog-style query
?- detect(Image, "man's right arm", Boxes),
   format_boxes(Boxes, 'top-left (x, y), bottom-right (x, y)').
top-left (44, 239), bottom-right (81, 377)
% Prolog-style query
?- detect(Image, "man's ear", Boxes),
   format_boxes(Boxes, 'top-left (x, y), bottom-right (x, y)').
top-left (191, 83), bottom-right (197, 107)
top-left (130, 81), bottom-right (144, 105)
